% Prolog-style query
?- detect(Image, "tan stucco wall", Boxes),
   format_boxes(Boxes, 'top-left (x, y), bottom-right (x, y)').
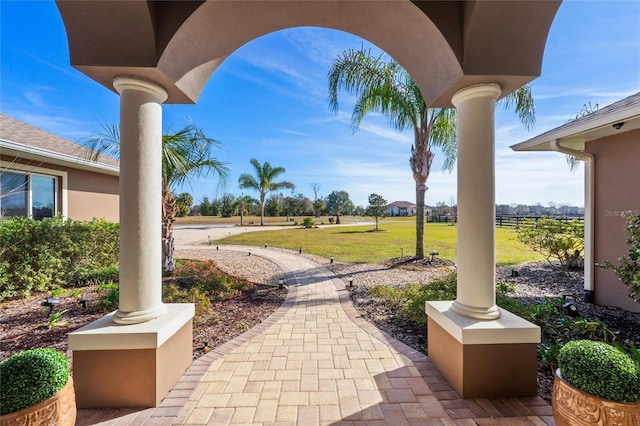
top-left (1, 155), bottom-right (119, 222)
top-left (66, 168), bottom-right (119, 222)
top-left (587, 129), bottom-right (640, 313)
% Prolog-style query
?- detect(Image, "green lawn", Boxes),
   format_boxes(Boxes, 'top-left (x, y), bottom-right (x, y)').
top-left (213, 221), bottom-right (544, 267)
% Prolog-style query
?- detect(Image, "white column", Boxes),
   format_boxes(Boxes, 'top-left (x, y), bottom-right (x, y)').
top-left (451, 83), bottom-right (501, 320)
top-left (112, 77), bottom-right (168, 325)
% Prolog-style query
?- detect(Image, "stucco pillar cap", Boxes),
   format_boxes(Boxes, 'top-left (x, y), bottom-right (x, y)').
top-left (113, 76), bottom-right (168, 102)
top-left (452, 83), bottom-right (501, 107)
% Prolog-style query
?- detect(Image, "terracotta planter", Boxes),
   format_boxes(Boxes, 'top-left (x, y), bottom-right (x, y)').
top-left (0, 376), bottom-right (76, 426)
top-left (552, 369), bottom-right (640, 426)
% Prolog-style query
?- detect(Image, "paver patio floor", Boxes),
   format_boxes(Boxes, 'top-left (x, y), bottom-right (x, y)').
top-left (77, 246), bottom-right (555, 426)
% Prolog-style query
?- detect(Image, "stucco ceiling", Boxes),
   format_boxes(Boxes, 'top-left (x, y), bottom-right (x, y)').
top-left (55, 0), bottom-right (561, 107)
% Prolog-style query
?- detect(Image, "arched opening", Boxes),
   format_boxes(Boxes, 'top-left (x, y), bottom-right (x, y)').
top-left (58, 0), bottom-right (561, 408)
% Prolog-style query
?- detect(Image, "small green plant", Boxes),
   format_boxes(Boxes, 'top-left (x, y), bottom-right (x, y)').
top-left (599, 215), bottom-right (640, 302)
top-left (572, 318), bottom-right (617, 342)
top-left (0, 348), bottom-right (70, 415)
top-left (96, 281), bottom-right (119, 310)
top-left (558, 340), bottom-right (640, 403)
top-left (538, 342), bottom-right (563, 372)
top-left (302, 217), bottom-right (315, 228)
top-left (40, 309), bottom-right (69, 329)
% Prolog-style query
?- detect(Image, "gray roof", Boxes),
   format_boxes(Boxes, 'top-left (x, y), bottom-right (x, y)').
top-left (511, 92), bottom-right (640, 152)
top-left (387, 201), bottom-right (416, 208)
top-left (0, 114), bottom-right (119, 174)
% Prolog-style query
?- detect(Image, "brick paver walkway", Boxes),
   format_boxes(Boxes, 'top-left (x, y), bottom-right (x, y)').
top-left (77, 246), bottom-right (555, 425)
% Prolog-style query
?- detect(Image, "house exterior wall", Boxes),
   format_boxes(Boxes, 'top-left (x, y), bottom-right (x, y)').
top-left (586, 129), bottom-right (640, 313)
top-left (67, 168), bottom-right (119, 222)
top-left (1, 155), bottom-right (119, 222)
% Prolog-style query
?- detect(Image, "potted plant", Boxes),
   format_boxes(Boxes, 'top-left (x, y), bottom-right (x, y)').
top-left (0, 348), bottom-right (76, 426)
top-left (553, 340), bottom-right (640, 426)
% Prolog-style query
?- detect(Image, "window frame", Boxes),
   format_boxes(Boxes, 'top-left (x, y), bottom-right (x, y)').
top-left (0, 161), bottom-right (68, 218)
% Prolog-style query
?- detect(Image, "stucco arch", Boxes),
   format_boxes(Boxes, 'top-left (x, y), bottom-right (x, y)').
top-left (56, 0), bottom-right (560, 107)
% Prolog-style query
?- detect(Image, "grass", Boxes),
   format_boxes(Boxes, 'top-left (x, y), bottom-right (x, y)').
top-left (212, 220), bottom-right (545, 267)
top-left (175, 215), bottom-right (369, 226)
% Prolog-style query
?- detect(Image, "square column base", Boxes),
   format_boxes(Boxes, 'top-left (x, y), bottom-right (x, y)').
top-left (69, 303), bottom-right (194, 408)
top-left (426, 301), bottom-right (540, 398)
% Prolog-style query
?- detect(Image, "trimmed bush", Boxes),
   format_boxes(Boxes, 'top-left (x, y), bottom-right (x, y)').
top-left (0, 348), bottom-right (70, 415)
top-left (558, 340), bottom-right (640, 403)
top-left (0, 217), bottom-right (119, 301)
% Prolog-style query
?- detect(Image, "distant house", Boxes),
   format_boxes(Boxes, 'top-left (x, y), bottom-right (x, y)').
top-left (387, 200), bottom-right (421, 216)
top-left (0, 114), bottom-right (120, 222)
top-left (511, 92), bottom-right (640, 313)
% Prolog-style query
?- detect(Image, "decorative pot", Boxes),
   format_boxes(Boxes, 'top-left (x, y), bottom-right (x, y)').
top-left (552, 369), bottom-right (640, 426)
top-left (0, 376), bottom-right (76, 426)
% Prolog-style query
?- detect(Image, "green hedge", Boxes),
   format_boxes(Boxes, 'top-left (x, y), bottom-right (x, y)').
top-left (0, 348), bottom-right (70, 415)
top-left (0, 217), bottom-right (119, 301)
top-left (558, 340), bottom-right (640, 403)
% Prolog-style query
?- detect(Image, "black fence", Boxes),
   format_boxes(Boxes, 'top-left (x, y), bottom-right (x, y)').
top-left (426, 214), bottom-right (584, 227)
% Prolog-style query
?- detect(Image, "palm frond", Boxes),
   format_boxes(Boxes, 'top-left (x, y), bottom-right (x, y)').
top-left (430, 108), bottom-right (458, 172)
top-left (81, 121), bottom-right (120, 161)
top-left (501, 85), bottom-right (536, 131)
top-left (566, 154), bottom-right (583, 172)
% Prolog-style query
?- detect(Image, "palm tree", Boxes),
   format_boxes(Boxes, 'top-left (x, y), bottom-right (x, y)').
top-left (328, 48), bottom-right (535, 258)
top-left (238, 159), bottom-right (295, 226)
top-left (86, 122), bottom-right (230, 272)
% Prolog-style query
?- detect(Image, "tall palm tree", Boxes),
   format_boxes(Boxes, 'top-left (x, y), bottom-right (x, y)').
top-left (86, 122), bottom-right (230, 272)
top-left (238, 158), bottom-right (295, 226)
top-left (328, 48), bottom-right (535, 259)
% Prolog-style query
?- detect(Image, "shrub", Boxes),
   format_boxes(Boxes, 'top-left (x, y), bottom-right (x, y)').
top-left (558, 340), bottom-right (640, 403)
top-left (302, 218), bottom-right (315, 228)
top-left (600, 214), bottom-right (640, 302)
top-left (0, 348), bottom-right (70, 415)
top-left (0, 217), bottom-right (119, 301)
top-left (174, 259), bottom-right (256, 300)
top-left (163, 283), bottom-right (211, 316)
top-left (516, 217), bottom-right (584, 271)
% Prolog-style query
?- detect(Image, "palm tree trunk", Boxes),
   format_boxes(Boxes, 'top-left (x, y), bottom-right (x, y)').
top-left (415, 183), bottom-right (426, 259)
top-left (162, 185), bottom-right (177, 274)
top-left (260, 192), bottom-right (265, 226)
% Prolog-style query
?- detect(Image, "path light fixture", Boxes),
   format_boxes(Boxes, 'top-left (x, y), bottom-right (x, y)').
top-left (563, 300), bottom-right (579, 317)
top-left (42, 297), bottom-right (60, 317)
top-left (279, 278), bottom-right (285, 289)
top-left (78, 298), bottom-right (87, 309)
top-left (349, 276), bottom-right (354, 288)
top-left (401, 247), bottom-right (404, 258)
top-left (299, 247), bottom-right (302, 254)
top-left (264, 244), bottom-right (268, 248)
top-left (430, 250), bottom-right (439, 262)
top-left (216, 245), bottom-right (219, 250)
top-left (248, 249), bottom-right (251, 256)
top-left (330, 256), bottom-right (334, 263)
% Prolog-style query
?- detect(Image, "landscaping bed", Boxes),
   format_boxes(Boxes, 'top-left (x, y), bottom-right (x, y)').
top-left (338, 258), bottom-right (640, 402)
top-left (0, 282), bottom-right (286, 363)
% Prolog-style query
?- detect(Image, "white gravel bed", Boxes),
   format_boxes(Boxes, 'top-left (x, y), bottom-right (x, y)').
top-left (174, 247), bottom-right (284, 286)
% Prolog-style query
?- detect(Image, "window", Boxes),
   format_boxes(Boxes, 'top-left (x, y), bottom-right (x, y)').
top-left (1, 171), bottom-right (57, 219)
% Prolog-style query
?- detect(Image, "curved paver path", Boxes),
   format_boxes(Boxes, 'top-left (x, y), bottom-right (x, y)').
top-left (77, 244), bottom-right (554, 425)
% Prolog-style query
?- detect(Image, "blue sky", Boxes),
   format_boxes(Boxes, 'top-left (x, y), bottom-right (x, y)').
top-left (2, 1), bottom-right (639, 208)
